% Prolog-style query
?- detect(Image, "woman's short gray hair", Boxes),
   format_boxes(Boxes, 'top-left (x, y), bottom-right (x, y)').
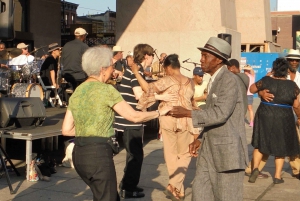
top-left (82, 46), bottom-right (113, 76)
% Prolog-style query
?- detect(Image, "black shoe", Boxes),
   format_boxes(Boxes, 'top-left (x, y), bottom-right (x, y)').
top-left (119, 189), bottom-right (145, 199)
top-left (245, 171), bottom-right (269, 179)
top-left (292, 174), bottom-right (300, 179)
top-left (248, 168), bottom-right (259, 183)
top-left (273, 178), bottom-right (284, 184)
top-left (134, 186), bottom-right (144, 192)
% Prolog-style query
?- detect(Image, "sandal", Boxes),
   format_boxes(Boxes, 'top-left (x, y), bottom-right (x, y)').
top-left (163, 184), bottom-right (173, 197)
top-left (163, 184), bottom-right (180, 201)
top-left (174, 188), bottom-right (185, 201)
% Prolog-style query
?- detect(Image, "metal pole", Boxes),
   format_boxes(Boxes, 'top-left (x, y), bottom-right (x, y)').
top-left (63, 0), bottom-right (65, 33)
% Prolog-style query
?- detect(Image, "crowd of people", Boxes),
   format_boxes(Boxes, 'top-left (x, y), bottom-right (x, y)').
top-left (61, 33), bottom-right (300, 201)
top-left (61, 34), bottom-right (236, 201)
top-left (2, 26), bottom-right (300, 200)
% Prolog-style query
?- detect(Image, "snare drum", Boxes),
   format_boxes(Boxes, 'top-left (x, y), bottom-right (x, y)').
top-left (11, 83), bottom-right (44, 100)
top-left (9, 65), bottom-right (23, 81)
top-left (11, 70), bottom-right (21, 81)
top-left (21, 64), bottom-right (32, 79)
top-left (22, 61), bottom-right (39, 80)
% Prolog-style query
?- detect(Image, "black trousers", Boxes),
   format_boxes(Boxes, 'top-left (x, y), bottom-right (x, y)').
top-left (120, 127), bottom-right (144, 191)
top-left (63, 73), bottom-right (86, 91)
top-left (72, 143), bottom-right (120, 201)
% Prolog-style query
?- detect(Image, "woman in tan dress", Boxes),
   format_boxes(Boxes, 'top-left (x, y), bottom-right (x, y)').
top-left (131, 54), bottom-right (200, 201)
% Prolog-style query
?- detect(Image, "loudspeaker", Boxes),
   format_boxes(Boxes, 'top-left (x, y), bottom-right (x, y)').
top-left (217, 33), bottom-right (232, 45)
top-left (0, 0), bottom-right (14, 39)
top-left (0, 97), bottom-right (46, 128)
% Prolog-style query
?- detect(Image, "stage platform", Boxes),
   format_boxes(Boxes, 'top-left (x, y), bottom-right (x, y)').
top-left (0, 107), bottom-right (66, 181)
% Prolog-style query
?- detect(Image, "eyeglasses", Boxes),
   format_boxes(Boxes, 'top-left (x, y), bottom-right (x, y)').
top-left (23, 48), bottom-right (28, 50)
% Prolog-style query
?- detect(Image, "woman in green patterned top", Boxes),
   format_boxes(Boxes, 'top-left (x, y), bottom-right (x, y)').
top-left (62, 46), bottom-right (172, 201)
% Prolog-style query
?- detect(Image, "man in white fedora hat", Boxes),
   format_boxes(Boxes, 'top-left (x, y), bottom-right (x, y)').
top-left (61, 27), bottom-right (89, 90)
top-left (10, 42), bottom-right (34, 65)
top-left (257, 48), bottom-right (300, 180)
top-left (170, 37), bottom-right (248, 201)
top-left (112, 45), bottom-right (125, 83)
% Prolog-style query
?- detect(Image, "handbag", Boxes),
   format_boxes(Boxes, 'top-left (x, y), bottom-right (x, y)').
top-left (107, 135), bottom-right (119, 155)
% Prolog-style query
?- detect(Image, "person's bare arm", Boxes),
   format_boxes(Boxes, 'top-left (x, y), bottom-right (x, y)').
top-left (132, 86), bottom-right (144, 100)
top-left (62, 110), bottom-right (75, 136)
top-left (258, 89), bottom-right (274, 102)
top-left (249, 68), bottom-right (255, 76)
top-left (113, 100), bottom-right (171, 122)
top-left (131, 63), bottom-right (149, 92)
top-left (50, 70), bottom-right (57, 88)
top-left (293, 94), bottom-right (300, 125)
top-left (249, 83), bottom-right (258, 94)
top-left (194, 93), bottom-right (207, 102)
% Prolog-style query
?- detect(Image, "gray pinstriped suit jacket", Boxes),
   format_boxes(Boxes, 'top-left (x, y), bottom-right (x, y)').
top-left (192, 66), bottom-right (249, 172)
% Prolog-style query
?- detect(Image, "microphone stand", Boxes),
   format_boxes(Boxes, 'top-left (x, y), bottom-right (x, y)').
top-left (184, 61), bottom-right (201, 67)
top-left (153, 50), bottom-right (161, 77)
top-left (180, 66), bottom-right (191, 71)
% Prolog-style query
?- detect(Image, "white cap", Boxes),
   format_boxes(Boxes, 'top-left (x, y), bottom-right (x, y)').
top-left (74, 27), bottom-right (88, 36)
top-left (17, 43), bottom-right (28, 49)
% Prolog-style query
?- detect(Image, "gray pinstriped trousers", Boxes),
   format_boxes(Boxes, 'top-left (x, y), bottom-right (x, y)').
top-left (192, 138), bottom-right (244, 201)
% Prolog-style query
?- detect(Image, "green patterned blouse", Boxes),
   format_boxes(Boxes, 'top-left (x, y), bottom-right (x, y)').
top-left (68, 81), bottom-right (123, 138)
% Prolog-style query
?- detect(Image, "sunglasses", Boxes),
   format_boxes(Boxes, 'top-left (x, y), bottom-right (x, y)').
top-left (288, 59), bottom-right (300, 62)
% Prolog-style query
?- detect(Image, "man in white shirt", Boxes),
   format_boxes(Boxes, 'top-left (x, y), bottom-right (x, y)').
top-left (192, 67), bottom-right (207, 109)
top-left (9, 43), bottom-right (34, 65)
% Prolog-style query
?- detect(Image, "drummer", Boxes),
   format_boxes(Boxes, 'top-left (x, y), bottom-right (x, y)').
top-left (0, 42), bottom-right (8, 68)
top-left (9, 43), bottom-right (34, 66)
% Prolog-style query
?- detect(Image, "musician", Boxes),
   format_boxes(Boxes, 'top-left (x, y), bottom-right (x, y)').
top-left (112, 45), bottom-right (125, 82)
top-left (10, 43), bottom-right (34, 65)
top-left (0, 42), bottom-right (5, 51)
top-left (40, 43), bottom-right (61, 88)
top-left (151, 53), bottom-right (167, 80)
top-left (0, 42), bottom-right (7, 68)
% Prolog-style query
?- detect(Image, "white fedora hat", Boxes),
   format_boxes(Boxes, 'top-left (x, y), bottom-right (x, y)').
top-left (198, 37), bottom-right (231, 63)
top-left (112, 46), bottom-right (123, 52)
top-left (286, 49), bottom-right (300, 60)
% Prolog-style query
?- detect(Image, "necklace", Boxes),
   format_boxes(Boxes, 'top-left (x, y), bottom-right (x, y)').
top-left (88, 76), bottom-right (101, 82)
top-left (272, 76), bottom-right (286, 80)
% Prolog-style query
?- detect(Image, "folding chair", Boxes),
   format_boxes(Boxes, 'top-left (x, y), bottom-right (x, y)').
top-left (37, 75), bottom-right (62, 107)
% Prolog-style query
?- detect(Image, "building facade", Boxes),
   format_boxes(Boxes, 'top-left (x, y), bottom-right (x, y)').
top-left (271, 11), bottom-right (300, 51)
top-left (0, 0), bottom-right (61, 56)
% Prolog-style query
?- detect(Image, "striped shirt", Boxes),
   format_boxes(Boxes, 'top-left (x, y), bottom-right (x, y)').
top-left (114, 65), bottom-right (144, 131)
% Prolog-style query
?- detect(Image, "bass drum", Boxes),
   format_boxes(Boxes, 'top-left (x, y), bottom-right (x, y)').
top-left (12, 83), bottom-right (44, 101)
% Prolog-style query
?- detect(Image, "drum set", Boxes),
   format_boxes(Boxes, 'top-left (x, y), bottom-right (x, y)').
top-left (0, 48), bottom-right (44, 100)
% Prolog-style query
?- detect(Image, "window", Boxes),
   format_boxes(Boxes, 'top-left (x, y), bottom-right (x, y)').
top-left (65, 14), bottom-right (68, 25)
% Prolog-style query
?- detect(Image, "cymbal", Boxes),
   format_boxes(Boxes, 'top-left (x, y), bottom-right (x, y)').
top-left (0, 48), bottom-right (23, 60)
top-left (29, 45), bottom-right (47, 54)
top-left (6, 48), bottom-right (23, 58)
